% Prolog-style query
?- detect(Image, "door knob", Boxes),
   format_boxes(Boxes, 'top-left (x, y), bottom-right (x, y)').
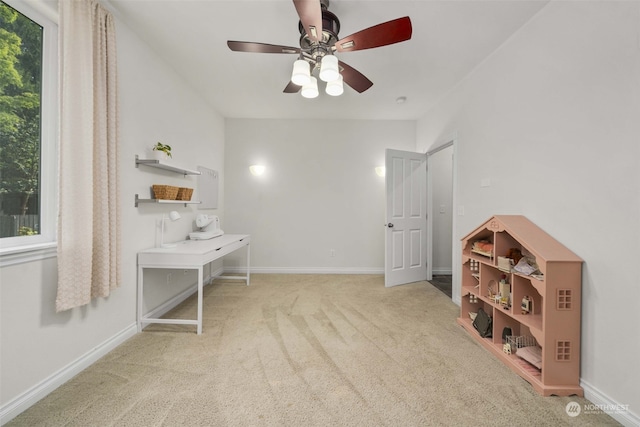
top-left (386, 223), bottom-right (394, 228)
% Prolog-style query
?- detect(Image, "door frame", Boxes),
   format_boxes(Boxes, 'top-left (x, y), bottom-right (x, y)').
top-left (426, 133), bottom-right (459, 303)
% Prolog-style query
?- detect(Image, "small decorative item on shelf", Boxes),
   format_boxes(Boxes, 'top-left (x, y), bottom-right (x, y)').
top-left (502, 327), bottom-right (512, 343)
top-left (498, 256), bottom-right (514, 273)
top-left (506, 247), bottom-right (523, 264)
top-left (176, 187), bottom-right (193, 201)
top-left (506, 335), bottom-right (537, 355)
top-left (499, 275), bottom-right (511, 308)
top-left (152, 184), bottom-right (179, 200)
top-left (521, 295), bottom-right (532, 314)
top-left (515, 345), bottom-right (542, 369)
top-left (151, 142), bottom-right (172, 160)
top-left (472, 307), bottom-right (492, 338)
top-left (471, 240), bottom-right (493, 257)
top-left (513, 256), bottom-right (540, 276)
top-left (487, 279), bottom-right (497, 300)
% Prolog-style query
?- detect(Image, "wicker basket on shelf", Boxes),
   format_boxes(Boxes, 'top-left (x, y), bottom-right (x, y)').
top-left (176, 187), bottom-right (193, 201)
top-left (152, 185), bottom-right (179, 200)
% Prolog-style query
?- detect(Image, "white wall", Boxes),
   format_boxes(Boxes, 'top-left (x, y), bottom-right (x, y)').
top-left (223, 119), bottom-right (415, 273)
top-left (0, 14), bottom-right (225, 416)
top-left (417, 1), bottom-right (640, 422)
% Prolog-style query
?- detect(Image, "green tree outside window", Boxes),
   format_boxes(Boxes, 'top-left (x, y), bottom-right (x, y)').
top-left (0, 1), bottom-right (43, 238)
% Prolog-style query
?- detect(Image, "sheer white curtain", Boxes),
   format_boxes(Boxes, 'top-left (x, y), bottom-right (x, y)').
top-left (56, 0), bottom-right (120, 312)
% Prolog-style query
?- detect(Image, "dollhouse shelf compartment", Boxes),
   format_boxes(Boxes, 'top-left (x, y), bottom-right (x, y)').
top-left (457, 215), bottom-right (583, 397)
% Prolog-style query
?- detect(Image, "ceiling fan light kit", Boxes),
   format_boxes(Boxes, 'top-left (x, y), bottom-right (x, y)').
top-left (325, 75), bottom-right (344, 96)
top-left (301, 76), bottom-right (319, 99)
top-left (291, 59), bottom-right (311, 86)
top-left (228, 0), bottom-right (412, 98)
top-left (319, 55), bottom-right (339, 82)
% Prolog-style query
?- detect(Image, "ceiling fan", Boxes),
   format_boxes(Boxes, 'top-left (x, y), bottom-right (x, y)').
top-left (227, 0), bottom-right (412, 98)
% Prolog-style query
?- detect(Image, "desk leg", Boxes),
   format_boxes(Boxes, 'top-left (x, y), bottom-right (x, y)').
top-left (197, 266), bottom-right (203, 335)
top-left (137, 265), bottom-right (144, 332)
top-left (246, 242), bottom-right (251, 286)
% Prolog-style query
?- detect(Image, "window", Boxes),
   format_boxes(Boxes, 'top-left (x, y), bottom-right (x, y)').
top-left (0, 0), bottom-right (57, 261)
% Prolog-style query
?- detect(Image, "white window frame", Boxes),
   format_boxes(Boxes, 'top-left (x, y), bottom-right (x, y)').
top-left (0, 0), bottom-right (58, 266)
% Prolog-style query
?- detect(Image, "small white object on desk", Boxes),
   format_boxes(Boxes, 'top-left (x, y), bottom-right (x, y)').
top-left (189, 213), bottom-right (224, 240)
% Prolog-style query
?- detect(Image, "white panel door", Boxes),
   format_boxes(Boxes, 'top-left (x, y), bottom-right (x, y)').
top-left (384, 149), bottom-right (427, 287)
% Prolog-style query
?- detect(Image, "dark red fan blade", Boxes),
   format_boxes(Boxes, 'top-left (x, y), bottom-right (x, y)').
top-left (335, 16), bottom-right (412, 52)
top-left (283, 81), bottom-right (302, 93)
top-left (338, 60), bottom-right (373, 93)
top-left (227, 41), bottom-right (301, 54)
top-left (293, 0), bottom-right (323, 42)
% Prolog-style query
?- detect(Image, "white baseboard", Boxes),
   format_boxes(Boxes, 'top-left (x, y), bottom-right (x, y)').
top-left (224, 266), bottom-right (384, 275)
top-left (432, 269), bottom-right (453, 275)
top-left (581, 379), bottom-right (639, 427)
top-left (0, 324), bottom-right (137, 425)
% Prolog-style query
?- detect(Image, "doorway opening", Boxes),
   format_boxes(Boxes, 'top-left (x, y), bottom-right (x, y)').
top-left (426, 138), bottom-right (456, 300)
top-left (430, 274), bottom-right (453, 298)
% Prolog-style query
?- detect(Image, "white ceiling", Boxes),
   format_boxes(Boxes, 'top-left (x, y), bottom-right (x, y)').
top-left (107, 0), bottom-right (549, 120)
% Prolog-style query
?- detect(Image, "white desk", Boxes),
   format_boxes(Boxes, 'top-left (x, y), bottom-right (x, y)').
top-left (137, 234), bottom-right (250, 334)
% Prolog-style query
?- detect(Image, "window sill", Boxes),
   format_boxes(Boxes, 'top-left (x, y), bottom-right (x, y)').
top-left (0, 242), bottom-right (57, 267)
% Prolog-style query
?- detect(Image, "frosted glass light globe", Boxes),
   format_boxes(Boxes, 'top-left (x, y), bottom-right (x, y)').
top-left (319, 55), bottom-right (339, 82)
top-left (291, 60), bottom-right (311, 86)
top-left (301, 76), bottom-right (319, 98)
top-left (326, 75), bottom-right (344, 96)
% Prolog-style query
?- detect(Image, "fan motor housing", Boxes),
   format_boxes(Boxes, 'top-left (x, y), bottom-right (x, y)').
top-left (298, 6), bottom-right (340, 56)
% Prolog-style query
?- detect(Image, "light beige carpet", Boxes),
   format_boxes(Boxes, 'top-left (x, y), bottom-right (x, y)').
top-left (8, 274), bottom-right (619, 426)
